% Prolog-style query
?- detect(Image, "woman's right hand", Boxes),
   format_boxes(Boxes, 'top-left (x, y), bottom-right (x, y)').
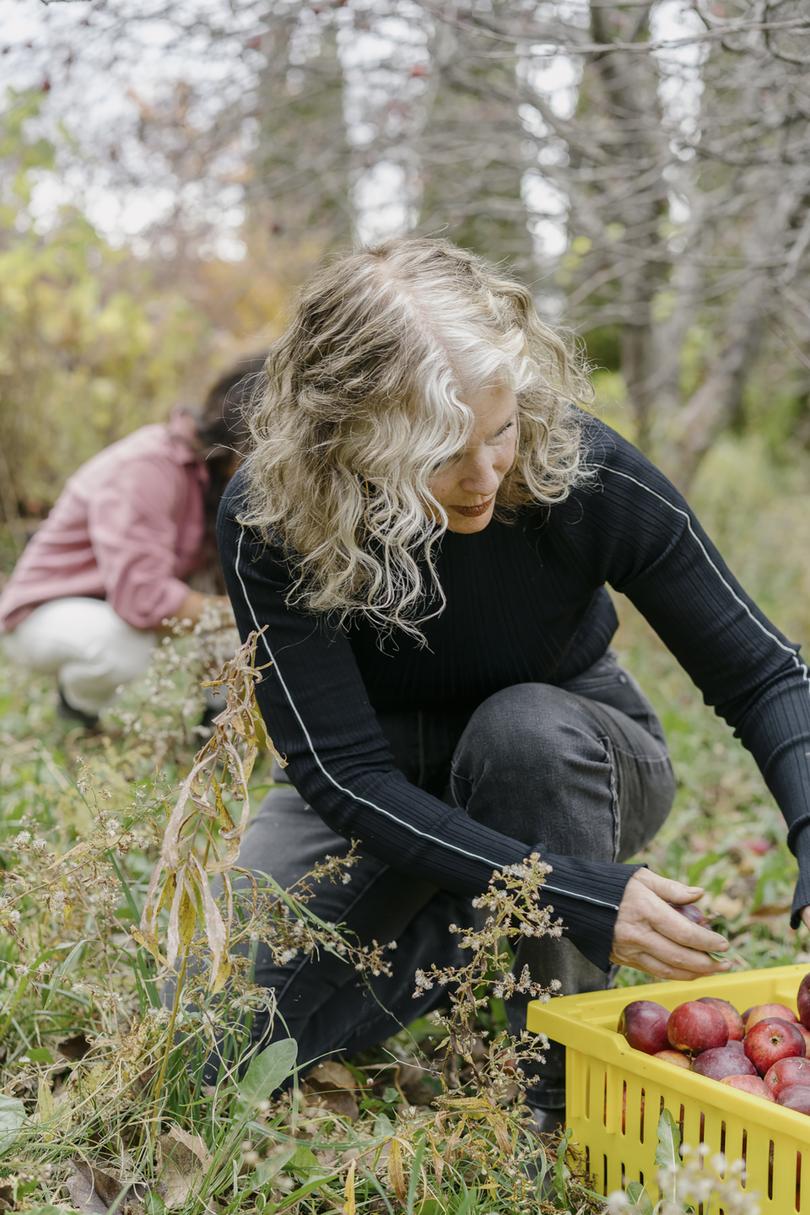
top-left (610, 868), bottom-right (731, 980)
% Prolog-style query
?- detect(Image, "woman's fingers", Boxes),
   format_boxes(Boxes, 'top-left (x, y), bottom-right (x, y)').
top-left (633, 929), bottom-right (729, 976)
top-left (612, 869), bottom-right (732, 980)
top-left (633, 868), bottom-right (704, 904)
top-left (632, 953), bottom-right (709, 982)
top-left (653, 899), bottom-right (729, 953)
top-left (613, 927), bottom-right (729, 978)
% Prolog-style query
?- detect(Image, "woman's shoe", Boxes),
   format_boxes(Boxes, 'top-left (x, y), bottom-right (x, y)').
top-left (526, 1103), bottom-right (565, 1135)
top-left (57, 687), bottom-right (100, 731)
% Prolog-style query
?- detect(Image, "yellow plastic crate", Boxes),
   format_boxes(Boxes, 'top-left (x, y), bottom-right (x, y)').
top-left (527, 963), bottom-right (810, 1212)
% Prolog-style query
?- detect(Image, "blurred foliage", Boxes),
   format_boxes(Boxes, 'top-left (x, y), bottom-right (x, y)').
top-left (0, 89), bottom-right (300, 523)
top-left (0, 92), bottom-right (210, 515)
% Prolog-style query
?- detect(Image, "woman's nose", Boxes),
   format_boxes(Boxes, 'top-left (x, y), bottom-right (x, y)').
top-left (460, 449), bottom-right (501, 493)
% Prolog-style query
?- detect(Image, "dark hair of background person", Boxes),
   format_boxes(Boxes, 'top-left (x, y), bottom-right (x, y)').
top-left (197, 352), bottom-right (267, 590)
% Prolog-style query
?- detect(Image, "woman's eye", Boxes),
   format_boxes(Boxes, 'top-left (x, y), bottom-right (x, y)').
top-left (431, 452), bottom-right (462, 473)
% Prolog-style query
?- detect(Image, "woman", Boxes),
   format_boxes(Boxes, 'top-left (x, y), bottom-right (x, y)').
top-left (0, 355), bottom-right (264, 726)
top-left (216, 239), bottom-right (810, 1126)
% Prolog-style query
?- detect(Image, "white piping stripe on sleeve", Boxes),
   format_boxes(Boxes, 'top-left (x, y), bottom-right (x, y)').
top-left (233, 526), bottom-right (621, 913)
top-left (601, 465), bottom-right (810, 694)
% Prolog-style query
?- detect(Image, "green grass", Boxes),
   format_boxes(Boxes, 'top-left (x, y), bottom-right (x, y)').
top-left (2, 433), bottom-right (810, 1213)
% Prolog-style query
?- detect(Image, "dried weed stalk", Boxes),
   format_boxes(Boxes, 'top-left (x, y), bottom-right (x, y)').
top-left (414, 854), bottom-right (561, 1108)
top-left (134, 629), bottom-right (276, 993)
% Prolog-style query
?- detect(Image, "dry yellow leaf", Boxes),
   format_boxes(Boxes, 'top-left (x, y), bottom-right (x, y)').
top-left (343, 1158), bottom-right (356, 1215)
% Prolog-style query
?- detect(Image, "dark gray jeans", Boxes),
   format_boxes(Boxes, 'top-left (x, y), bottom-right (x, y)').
top-left (219, 649), bottom-right (676, 1109)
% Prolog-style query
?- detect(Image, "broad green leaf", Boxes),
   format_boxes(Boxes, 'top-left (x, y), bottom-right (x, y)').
top-left (0, 1095), bottom-right (26, 1150)
top-left (655, 1108), bottom-right (681, 1203)
top-left (655, 1107), bottom-right (680, 1169)
top-left (270, 1171), bottom-right (339, 1211)
top-left (236, 1038), bottom-right (297, 1115)
top-left (18, 1208), bottom-right (83, 1215)
top-left (551, 1126), bottom-right (572, 1202)
top-left (285, 1144), bottom-right (319, 1176)
top-left (253, 1144), bottom-right (297, 1187)
top-left (372, 1110), bottom-right (394, 1137)
top-left (625, 1179), bottom-right (654, 1213)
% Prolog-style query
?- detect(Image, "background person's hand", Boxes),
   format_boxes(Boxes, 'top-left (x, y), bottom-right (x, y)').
top-left (610, 868), bottom-right (731, 980)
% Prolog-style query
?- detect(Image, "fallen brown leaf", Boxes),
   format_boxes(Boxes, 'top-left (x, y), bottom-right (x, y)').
top-left (67, 1160), bottom-right (146, 1215)
top-left (157, 1128), bottom-right (210, 1211)
top-left (302, 1060), bottom-right (361, 1121)
top-left (58, 1034), bottom-right (91, 1062)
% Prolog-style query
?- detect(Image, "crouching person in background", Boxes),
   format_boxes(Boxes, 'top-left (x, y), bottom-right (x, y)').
top-left (0, 354), bottom-right (265, 727)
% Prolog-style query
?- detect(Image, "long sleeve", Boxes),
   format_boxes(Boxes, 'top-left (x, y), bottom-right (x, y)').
top-left (87, 456), bottom-right (191, 629)
top-left (217, 481), bottom-right (641, 971)
top-left (576, 422), bottom-right (810, 925)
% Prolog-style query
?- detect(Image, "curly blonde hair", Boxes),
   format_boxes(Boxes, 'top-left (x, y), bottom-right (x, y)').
top-left (240, 237), bottom-right (595, 643)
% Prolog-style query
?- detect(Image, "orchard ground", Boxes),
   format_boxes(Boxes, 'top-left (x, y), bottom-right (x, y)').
top-left (1, 432), bottom-right (810, 1214)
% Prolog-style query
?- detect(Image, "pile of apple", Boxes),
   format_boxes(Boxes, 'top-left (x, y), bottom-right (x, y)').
top-left (618, 973), bottom-right (810, 1112)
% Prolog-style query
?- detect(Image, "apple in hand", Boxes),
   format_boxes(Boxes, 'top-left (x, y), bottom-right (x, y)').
top-left (763, 1055), bottom-right (810, 1097)
top-left (776, 1084), bottom-right (810, 1113)
top-left (667, 1001), bottom-right (729, 1055)
top-left (692, 1045), bottom-right (756, 1080)
top-left (722, 1075), bottom-right (774, 1100)
top-left (744, 1003), bottom-right (798, 1030)
top-left (673, 902), bottom-right (711, 928)
top-left (697, 997), bottom-right (744, 1041)
top-left (797, 973), bottom-right (810, 1030)
top-left (618, 1000), bottom-right (670, 1054)
top-left (744, 1018), bottom-right (806, 1076)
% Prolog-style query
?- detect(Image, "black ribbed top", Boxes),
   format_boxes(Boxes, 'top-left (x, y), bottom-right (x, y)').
top-left (218, 414), bottom-right (810, 971)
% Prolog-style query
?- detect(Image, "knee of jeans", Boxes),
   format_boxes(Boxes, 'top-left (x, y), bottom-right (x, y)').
top-left (452, 682), bottom-right (598, 790)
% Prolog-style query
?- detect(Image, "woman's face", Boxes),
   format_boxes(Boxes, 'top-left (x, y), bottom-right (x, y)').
top-left (427, 383), bottom-right (518, 534)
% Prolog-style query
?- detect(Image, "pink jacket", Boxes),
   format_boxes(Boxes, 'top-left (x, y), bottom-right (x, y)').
top-left (0, 417), bottom-right (209, 632)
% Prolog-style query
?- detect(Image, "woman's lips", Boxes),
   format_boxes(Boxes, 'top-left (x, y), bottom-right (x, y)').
top-left (449, 496), bottom-right (494, 517)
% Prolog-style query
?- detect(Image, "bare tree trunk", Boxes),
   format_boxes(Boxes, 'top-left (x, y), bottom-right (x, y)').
top-left (670, 188), bottom-right (807, 488)
top-left (415, 1), bottom-right (536, 275)
top-left (585, 2), bottom-right (669, 451)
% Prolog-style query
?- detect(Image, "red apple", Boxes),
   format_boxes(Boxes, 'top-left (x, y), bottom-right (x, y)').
top-left (668, 1001), bottom-right (728, 1055)
top-left (744, 1017), bottom-right (806, 1075)
top-left (655, 1049), bottom-right (691, 1069)
top-left (693, 1045), bottom-right (757, 1080)
top-left (763, 1055), bottom-right (810, 1097)
top-left (744, 1003), bottom-right (798, 1030)
top-left (618, 1000), bottom-right (670, 1055)
top-left (797, 973), bottom-right (810, 1030)
top-left (722, 1075), bottom-right (774, 1100)
top-left (798, 1025), bottom-right (810, 1054)
top-left (776, 1084), bottom-right (810, 1113)
top-left (673, 902), bottom-right (710, 927)
top-left (697, 996), bottom-right (744, 1041)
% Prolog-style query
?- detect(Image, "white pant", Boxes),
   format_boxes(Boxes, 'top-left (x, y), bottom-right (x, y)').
top-left (3, 598), bottom-right (156, 715)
